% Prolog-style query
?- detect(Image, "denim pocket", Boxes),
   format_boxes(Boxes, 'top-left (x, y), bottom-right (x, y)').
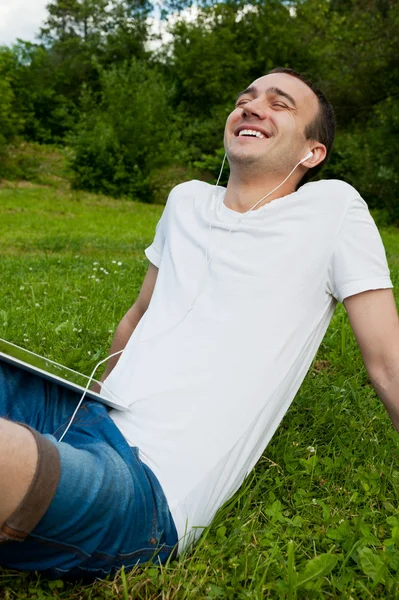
top-left (73, 402), bottom-right (108, 426)
top-left (53, 402), bottom-right (108, 439)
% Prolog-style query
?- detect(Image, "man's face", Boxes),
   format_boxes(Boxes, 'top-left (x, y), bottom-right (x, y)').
top-left (224, 73), bottom-right (319, 174)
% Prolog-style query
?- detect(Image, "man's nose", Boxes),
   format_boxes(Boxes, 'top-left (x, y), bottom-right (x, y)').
top-left (241, 98), bottom-right (267, 120)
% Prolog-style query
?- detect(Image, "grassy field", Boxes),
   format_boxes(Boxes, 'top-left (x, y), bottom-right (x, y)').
top-left (1, 169), bottom-right (399, 598)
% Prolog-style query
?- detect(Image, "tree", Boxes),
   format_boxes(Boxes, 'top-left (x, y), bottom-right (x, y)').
top-left (41, 0), bottom-right (109, 43)
top-left (69, 59), bottom-right (179, 200)
top-left (0, 47), bottom-right (24, 149)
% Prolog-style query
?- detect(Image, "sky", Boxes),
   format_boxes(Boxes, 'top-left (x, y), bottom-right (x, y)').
top-left (0, 0), bottom-right (199, 52)
top-left (0, 0), bottom-right (184, 48)
top-left (0, 0), bottom-right (48, 46)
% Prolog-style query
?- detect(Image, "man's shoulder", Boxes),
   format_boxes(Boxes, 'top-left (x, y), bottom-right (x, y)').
top-left (301, 178), bottom-right (359, 199)
top-left (169, 179), bottom-right (214, 199)
top-left (163, 180), bottom-right (215, 217)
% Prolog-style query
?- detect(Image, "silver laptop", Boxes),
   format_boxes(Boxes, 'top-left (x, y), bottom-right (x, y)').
top-left (0, 338), bottom-right (129, 412)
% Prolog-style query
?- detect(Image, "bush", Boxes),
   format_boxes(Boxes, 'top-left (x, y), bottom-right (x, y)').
top-left (0, 144), bottom-right (40, 181)
top-left (323, 98), bottom-right (399, 224)
top-left (0, 49), bottom-right (24, 159)
top-left (69, 59), bottom-right (181, 202)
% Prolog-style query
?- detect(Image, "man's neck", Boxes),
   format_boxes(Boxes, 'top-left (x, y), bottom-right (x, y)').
top-left (223, 169), bottom-right (299, 214)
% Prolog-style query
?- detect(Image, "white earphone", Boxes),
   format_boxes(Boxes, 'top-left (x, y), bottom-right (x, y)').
top-left (300, 150), bottom-right (313, 163)
top-left (212, 150), bottom-right (313, 210)
top-left (184, 147), bottom-right (316, 316)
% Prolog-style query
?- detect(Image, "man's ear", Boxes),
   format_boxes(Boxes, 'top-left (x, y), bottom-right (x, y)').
top-left (302, 143), bottom-right (327, 168)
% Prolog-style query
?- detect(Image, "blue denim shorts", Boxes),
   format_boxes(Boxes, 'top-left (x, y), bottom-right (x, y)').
top-left (0, 360), bottom-right (178, 579)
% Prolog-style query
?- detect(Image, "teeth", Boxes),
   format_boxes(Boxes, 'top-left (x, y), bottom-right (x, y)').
top-left (238, 129), bottom-right (265, 139)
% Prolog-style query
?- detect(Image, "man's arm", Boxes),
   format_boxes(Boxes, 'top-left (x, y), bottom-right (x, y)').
top-left (92, 262), bottom-right (158, 391)
top-left (344, 288), bottom-right (399, 431)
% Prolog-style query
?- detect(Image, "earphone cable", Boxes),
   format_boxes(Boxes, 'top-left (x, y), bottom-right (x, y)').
top-left (57, 349), bottom-right (124, 443)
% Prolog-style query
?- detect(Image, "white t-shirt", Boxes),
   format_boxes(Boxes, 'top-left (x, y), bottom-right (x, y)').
top-left (107, 179), bottom-right (392, 552)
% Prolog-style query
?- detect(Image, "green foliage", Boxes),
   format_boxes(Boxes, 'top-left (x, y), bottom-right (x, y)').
top-left (0, 145), bottom-right (40, 181)
top-left (0, 0), bottom-right (399, 215)
top-left (193, 146), bottom-right (228, 185)
top-left (0, 1), bottom-right (151, 147)
top-left (0, 41), bottom-right (78, 144)
top-left (165, 0), bottom-right (294, 163)
top-left (324, 98), bottom-right (399, 223)
top-left (41, 0), bottom-right (151, 46)
top-left (41, 0), bottom-right (110, 43)
top-left (0, 47), bottom-right (24, 155)
top-left (0, 78), bottom-right (20, 149)
top-left (69, 58), bottom-right (180, 201)
top-left (0, 142), bottom-right (70, 184)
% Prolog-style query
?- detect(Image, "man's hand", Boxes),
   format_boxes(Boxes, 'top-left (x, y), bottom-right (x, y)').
top-left (90, 381), bottom-right (102, 394)
top-left (344, 288), bottom-right (399, 431)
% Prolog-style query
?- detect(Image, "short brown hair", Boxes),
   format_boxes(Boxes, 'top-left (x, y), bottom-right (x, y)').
top-left (267, 67), bottom-right (336, 186)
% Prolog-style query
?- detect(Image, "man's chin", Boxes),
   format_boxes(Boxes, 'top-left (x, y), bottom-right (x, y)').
top-left (227, 151), bottom-right (269, 170)
top-left (227, 146), bottom-right (260, 161)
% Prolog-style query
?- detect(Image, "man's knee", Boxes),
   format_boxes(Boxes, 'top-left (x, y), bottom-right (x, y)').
top-left (0, 420), bottom-right (60, 543)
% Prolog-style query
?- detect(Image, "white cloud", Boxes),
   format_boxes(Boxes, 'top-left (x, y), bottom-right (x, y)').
top-left (147, 5), bottom-right (199, 52)
top-left (0, 0), bottom-right (48, 46)
top-left (0, 0), bottom-right (201, 50)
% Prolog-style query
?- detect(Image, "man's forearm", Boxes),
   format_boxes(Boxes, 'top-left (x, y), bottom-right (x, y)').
top-left (100, 305), bottom-right (144, 384)
top-left (92, 264), bottom-right (158, 392)
top-left (372, 369), bottom-right (399, 432)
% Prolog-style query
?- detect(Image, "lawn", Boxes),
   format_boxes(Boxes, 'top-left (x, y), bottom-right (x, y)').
top-left (1, 179), bottom-right (399, 599)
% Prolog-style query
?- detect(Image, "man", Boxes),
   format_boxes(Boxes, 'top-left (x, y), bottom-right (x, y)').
top-left (1, 67), bottom-right (397, 579)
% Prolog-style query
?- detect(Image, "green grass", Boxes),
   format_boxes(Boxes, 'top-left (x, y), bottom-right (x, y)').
top-left (1, 176), bottom-right (399, 598)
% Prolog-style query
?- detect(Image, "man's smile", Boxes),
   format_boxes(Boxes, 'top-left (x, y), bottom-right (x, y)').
top-left (234, 124), bottom-right (272, 139)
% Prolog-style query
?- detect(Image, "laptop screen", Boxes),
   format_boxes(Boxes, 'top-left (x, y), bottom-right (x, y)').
top-left (0, 338), bottom-right (129, 412)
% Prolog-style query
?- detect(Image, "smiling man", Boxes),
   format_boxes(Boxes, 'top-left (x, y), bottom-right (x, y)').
top-left (1, 67), bottom-right (397, 579)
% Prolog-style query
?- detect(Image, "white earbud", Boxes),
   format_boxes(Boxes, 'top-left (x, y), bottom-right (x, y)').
top-left (300, 151), bottom-right (313, 163)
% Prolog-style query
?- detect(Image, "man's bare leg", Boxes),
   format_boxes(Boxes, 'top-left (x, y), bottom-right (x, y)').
top-left (0, 418), bottom-right (38, 527)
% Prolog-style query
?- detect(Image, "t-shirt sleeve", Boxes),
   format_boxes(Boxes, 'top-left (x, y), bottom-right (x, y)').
top-left (328, 195), bottom-right (393, 303)
top-left (144, 196), bottom-right (171, 268)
